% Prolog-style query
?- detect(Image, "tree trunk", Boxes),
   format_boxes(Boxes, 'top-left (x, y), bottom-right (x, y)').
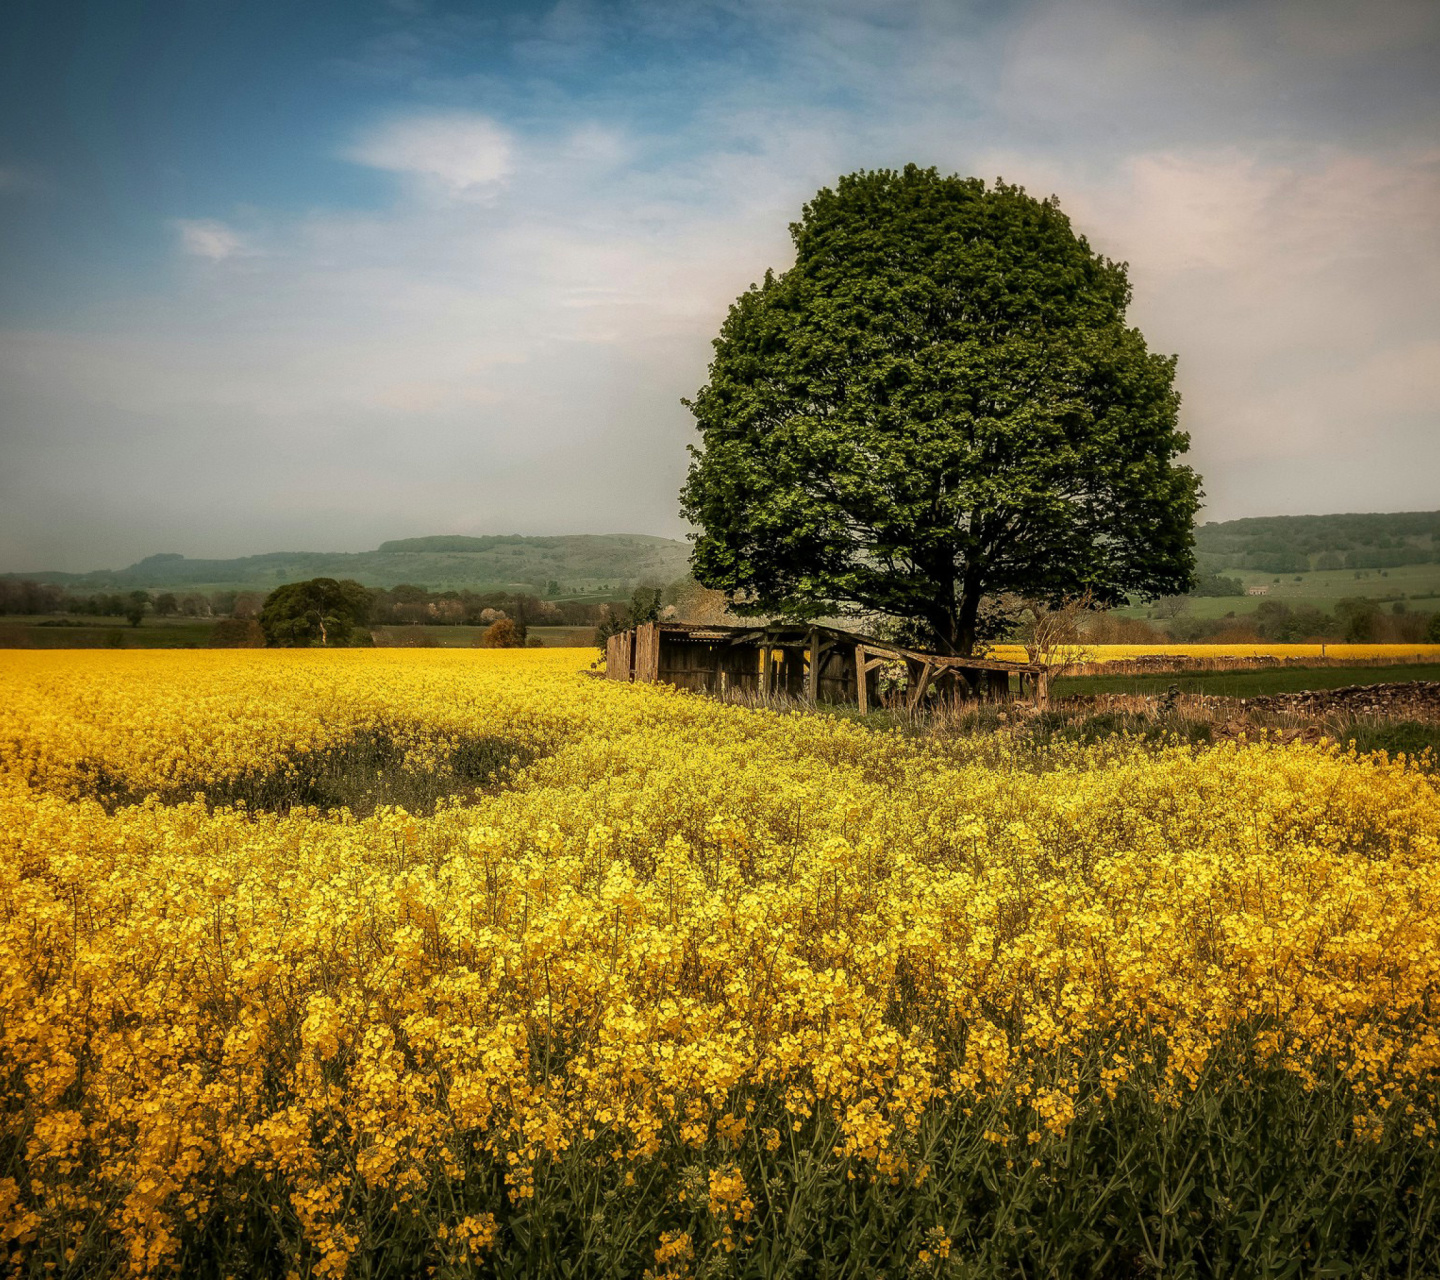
top-left (954, 570), bottom-right (984, 658)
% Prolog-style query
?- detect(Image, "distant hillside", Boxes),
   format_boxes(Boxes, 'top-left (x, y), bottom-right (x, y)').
top-left (1196, 511), bottom-right (1440, 575)
top-left (4, 534), bottom-right (692, 597)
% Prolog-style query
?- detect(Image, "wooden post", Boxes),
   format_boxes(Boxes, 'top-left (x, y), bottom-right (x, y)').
top-left (907, 660), bottom-right (936, 710)
top-left (855, 645), bottom-right (868, 715)
top-left (759, 646), bottom-right (770, 700)
top-left (1034, 668), bottom-right (1049, 708)
top-left (805, 627), bottom-right (819, 704)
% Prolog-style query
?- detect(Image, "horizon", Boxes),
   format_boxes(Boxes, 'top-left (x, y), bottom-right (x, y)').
top-left (6, 507), bottom-right (1440, 579)
top-left (3, 0), bottom-right (1438, 571)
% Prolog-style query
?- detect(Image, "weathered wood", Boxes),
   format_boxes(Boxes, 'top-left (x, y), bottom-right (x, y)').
top-left (985, 669), bottom-right (1010, 700)
top-left (607, 620), bottom-right (1040, 709)
top-left (634, 622), bottom-right (661, 683)
top-left (1034, 668), bottom-right (1050, 709)
top-left (606, 629), bottom-right (635, 681)
top-left (907, 660), bottom-right (936, 710)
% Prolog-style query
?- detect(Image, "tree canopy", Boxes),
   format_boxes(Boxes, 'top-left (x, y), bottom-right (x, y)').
top-left (259, 578), bottom-right (371, 647)
top-left (681, 166), bottom-right (1202, 655)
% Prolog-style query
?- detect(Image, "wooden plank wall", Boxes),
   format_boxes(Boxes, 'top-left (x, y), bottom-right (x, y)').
top-left (605, 630), bottom-right (635, 681)
top-left (634, 622), bottom-right (661, 684)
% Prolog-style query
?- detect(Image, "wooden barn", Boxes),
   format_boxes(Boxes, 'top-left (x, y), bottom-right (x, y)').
top-left (604, 621), bottom-right (1048, 711)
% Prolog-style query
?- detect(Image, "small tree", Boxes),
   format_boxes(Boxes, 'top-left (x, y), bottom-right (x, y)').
top-left (595, 587), bottom-right (663, 650)
top-left (478, 618), bottom-right (522, 648)
top-left (1334, 598), bottom-right (1380, 643)
top-left (260, 579), bottom-right (372, 647)
top-left (1016, 594), bottom-right (1095, 672)
top-left (124, 591), bottom-right (149, 628)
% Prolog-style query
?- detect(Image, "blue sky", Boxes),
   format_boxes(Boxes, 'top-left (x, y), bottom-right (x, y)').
top-left (2, 0), bottom-right (1438, 569)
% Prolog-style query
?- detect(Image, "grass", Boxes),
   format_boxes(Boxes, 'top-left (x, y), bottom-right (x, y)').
top-left (1055, 662), bottom-right (1440, 698)
top-left (0, 615), bottom-right (220, 647)
top-left (728, 682), bottom-right (1440, 766)
top-left (0, 617), bottom-right (600, 650)
top-left (1116, 560), bottom-right (1440, 621)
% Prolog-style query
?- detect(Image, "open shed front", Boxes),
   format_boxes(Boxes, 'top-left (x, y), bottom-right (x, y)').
top-left (604, 622), bottom-right (1047, 709)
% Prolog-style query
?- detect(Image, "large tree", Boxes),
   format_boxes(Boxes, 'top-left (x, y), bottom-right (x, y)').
top-left (681, 166), bottom-right (1202, 655)
top-left (259, 578), bottom-right (372, 647)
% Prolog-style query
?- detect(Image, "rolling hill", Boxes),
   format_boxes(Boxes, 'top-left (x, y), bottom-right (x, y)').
top-left (1195, 511), bottom-right (1439, 575)
top-left (4, 534), bottom-right (693, 597)
top-left (8, 511), bottom-right (1438, 602)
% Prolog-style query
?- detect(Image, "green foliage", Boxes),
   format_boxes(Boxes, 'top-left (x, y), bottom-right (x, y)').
top-left (1188, 571), bottom-right (1245, 597)
top-left (682, 166), bottom-right (1201, 655)
top-left (1335, 597), bottom-right (1382, 642)
top-left (1195, 511), bottom-right (1440, 574)
top-left (259, 578), bottom-right (372, 648)
top-left (83, 1046), bottom-right (1440, 1278)
top-left (123, 590), bottom-right (149, 627)
top-left (595, 586), bottom-right (664, 649)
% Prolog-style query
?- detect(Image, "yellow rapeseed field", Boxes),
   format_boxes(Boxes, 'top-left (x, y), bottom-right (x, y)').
top-left (3, 649), bottom-right (1439, 1275)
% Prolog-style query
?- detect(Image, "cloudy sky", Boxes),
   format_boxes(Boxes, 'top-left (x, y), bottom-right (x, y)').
top-left (1, 0), bottom-right (1437, 570)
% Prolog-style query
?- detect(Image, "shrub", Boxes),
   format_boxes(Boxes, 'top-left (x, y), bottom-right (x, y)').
top-left (478, 618), bottom-right (522, 648)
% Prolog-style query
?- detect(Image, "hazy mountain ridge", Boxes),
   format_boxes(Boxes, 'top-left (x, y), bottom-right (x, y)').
top-left (7, 511), bottom-right (1438, 595)
top-left (4, 535), bottom-right (693, 596)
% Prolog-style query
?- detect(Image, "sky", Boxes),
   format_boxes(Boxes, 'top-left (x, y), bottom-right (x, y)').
top-left (1, 0), bottom-right (1437, 571)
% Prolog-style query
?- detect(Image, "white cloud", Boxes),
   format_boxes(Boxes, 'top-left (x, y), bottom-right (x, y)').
top-left (172, 219), bottom-right (250, 261)
top-left (8, 0), bottom-right (1440, 568)
top-left (347, 112), bottom-right (514, 197)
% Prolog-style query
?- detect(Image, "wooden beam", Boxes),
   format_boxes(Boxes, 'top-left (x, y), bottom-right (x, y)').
top-left (805, 626), bottom-right (819, 703)
top-left (759, 646), bottom-right (770, 700)
top-left (855, 645), bottom-right (868, 715)
top-left (907, 660), bottom-right (936, 710)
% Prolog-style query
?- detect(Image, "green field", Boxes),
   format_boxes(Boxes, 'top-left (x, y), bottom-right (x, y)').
top-left (0, 616), bottom-right (220, 647)
top-left (0, 617), bottom-right (601, 650)
top-left (1115, 561), bottom-right (1440, 623)
top-left (1056, 663), bottom-right (1440, 699)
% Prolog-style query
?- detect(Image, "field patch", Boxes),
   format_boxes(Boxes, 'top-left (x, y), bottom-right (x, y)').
top-left (3, 650), bottom-right (1439, 1276)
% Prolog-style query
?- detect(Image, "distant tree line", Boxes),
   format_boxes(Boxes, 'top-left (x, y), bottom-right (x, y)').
top-left (0, 576), bottom-right (638, 649)
top-left (1160, 599), bottom-right (1440, 645)
top-left (1196, 511), bottom-right (1440, 576)
top-left (0, 580), bottom-right (267, 620)
top-left (365, 584), bottom-right (600, 630)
